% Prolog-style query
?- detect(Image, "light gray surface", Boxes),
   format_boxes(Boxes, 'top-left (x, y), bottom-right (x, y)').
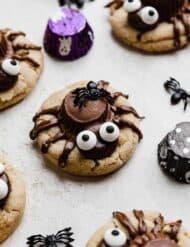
top-left (1, 0), bottom-right (190, 246)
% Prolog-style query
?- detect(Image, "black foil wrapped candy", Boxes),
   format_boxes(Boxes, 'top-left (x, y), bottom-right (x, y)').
top-left (158, 122), bottom-right (190, 184)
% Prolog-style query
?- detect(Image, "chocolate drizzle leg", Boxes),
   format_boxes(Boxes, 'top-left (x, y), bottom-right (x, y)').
top-left (59, 140), bottom-right (75, 166)
top-left (134, 210), bottom-right (147, 234)
top-left (152, 214), bottom-right (164, 234)
top-left (171, 17), bottom-right (181, 48)
top-left (30, 81), bottom-right (143, 166)
top-left (113, 211), bottom-right (138, 237)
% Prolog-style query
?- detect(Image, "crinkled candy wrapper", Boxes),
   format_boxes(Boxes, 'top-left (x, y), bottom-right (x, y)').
top-left (43, 7), bottom-right (94, 60)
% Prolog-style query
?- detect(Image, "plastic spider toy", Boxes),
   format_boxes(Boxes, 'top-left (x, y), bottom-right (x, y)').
top-left (164, 77), bottom-right (190, 111)
top-left (26, 227), bottom-right (74, 247)
top-left (73, 81), bottom-right (113, 107)
top-left (58, 0), bottom-right (94, 8)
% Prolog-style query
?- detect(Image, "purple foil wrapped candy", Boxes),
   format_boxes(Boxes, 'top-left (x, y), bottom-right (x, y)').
top-left (43, 7), bottom-right (94, 60)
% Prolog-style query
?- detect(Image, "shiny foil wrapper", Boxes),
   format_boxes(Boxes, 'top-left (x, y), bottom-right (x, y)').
top-left (158, 135), bottom-right (190, 184)
top-left (43, 7), bottom-right (94, 60)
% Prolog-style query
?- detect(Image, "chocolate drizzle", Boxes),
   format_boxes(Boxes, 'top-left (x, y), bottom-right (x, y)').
top-left (98, 210), bottom-right (182, 247)
top-left (30, 81), bottom-right (143, 166)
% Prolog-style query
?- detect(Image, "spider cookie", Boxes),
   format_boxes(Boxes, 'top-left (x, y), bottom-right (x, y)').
top-left (106, 0), bottom-right (190, 53)
top-left (86, 209), bottom-right (190, 247)
top-left (0, 162), bottom-right (25, 243)
top-left (158, 122), bottom-right (190, 184)
top-left (43, 6), bottom-right (94, 60)
top-left (30, 80), bottom-right (143, 176)
top-left (0, 28), bottom-right (43, 110)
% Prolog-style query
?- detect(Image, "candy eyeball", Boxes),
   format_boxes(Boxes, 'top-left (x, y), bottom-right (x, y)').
top-left (0, 163), bottom-right (5, 175)
top-left (1, 59), bottom-right (20, 76)
top-left (138, 6), bottom-right (159, 25)
top-left (76, 130), bottom-right (97, 151)
top-left (99, 122), bottom-right (120, 142)
top-left (123, 0), bottom-right (141, 13)
top-left (104, 228), bottom-right (127, 247)
top-left (0, 179), bottom-right (8, 200)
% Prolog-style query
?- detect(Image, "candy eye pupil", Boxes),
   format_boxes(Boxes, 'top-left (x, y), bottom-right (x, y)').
top-left (128, 0), bottom-right (134, 2)
top-left (149, 10), bottom-right (155, 16)
top-left (10, 60), bottom-right (17, 66)
top-left (111, 230), bottom-right (119, 236)
top-left (82, 134), bottom-right (89, 141)
top-left (106, 126), bottom-right (114, 133)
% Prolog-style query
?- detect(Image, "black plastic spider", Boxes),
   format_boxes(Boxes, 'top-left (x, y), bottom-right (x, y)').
top-left (164, 77), bottom-right (190, 111)
top-left (26, 227), bottom-right (74, 247)
top-left (73, 81), bottom-right (113, 108)
top-left (58, 0), bottom-right (94, 8)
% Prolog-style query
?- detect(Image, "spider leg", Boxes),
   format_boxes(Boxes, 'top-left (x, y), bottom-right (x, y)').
top-left (113, 105), bottom-right (144, 119)
top-left (30, 118), bottom-right (59, 140)
top-left (55, 231), bottom-right (74, 241)
top-left (12, 55), bottom-right (40, 68)
top-left (167, 220), bottom-right (182, 240)
top-left (183, 98), bottom-right (188, 111)
top-left (74, 91), bottom-right (87, 107)
top-left (113, 117), bottom-right (143, 140)
top-left (59, 140), bottom-right (75, 167)
top-left (13, 43), bottom-right (41, 51)
top-left (41, 131), bottom-right (66, 153)
top-left (151, 214), bottom-right (164, 235)
top-left (26, 235), bottom-right (46, 246)
top-left (97, 80), bottom-right (109, 89)
top-left (112, 91), bottom-right (129, 101)
top-left (164, 77), bottom-right (181, 91)
top-left (55, 228), bottom-right (73, 239)
top-left (6, 31), bottom-right (26, 41)
top-left (105, 0), bottom-right (123, 9)
top-left (170, 17), bottom-right (181, 47)
top-left (33, 106), bottom-right (60, 121)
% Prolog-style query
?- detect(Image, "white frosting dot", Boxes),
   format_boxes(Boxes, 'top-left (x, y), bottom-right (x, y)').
top-left (183, 148), bottom-right (189, 154)
top-left (169, 140), bottom-right (176, 146)
top-left (175, 127), bottom-right (182, 133)
top-left (0, 163), bottom-right (5, 175)
top-left (186, 137), bottom-right (190, 143)
top-left (0, 179), bottom-right (8, 200)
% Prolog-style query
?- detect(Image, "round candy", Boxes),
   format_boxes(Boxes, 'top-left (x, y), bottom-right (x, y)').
top-left (104, 228), bottom-right (127, 247)
top-left (43, 7), bottom-right (94, 60)
top-left (99, 122), bottom-right (120, 142)
top-left (158, 122), bottom-right (190, 183)
top-left (76, 130), bottom-right (97, 151)
top-left (138, 6), bottom-right (159, 25)
top-left (1, 59), bottom-right (20, 76)
top-left (0, 179), bottom-right (8, 200)
top-left (124, 0), bottom-right (141, 13)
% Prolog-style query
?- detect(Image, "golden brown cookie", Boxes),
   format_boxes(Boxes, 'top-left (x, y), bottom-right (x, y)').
top-left (0, 161), bottom-right (25, 243)
top-left (107, 0), bottom-right (190, 53)
top-left (30, 80), bottom-right (143, 176)
top-left (0, 28), bottom-right (43, 110)
top-left (86, 209), bottom-right (190, 247)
